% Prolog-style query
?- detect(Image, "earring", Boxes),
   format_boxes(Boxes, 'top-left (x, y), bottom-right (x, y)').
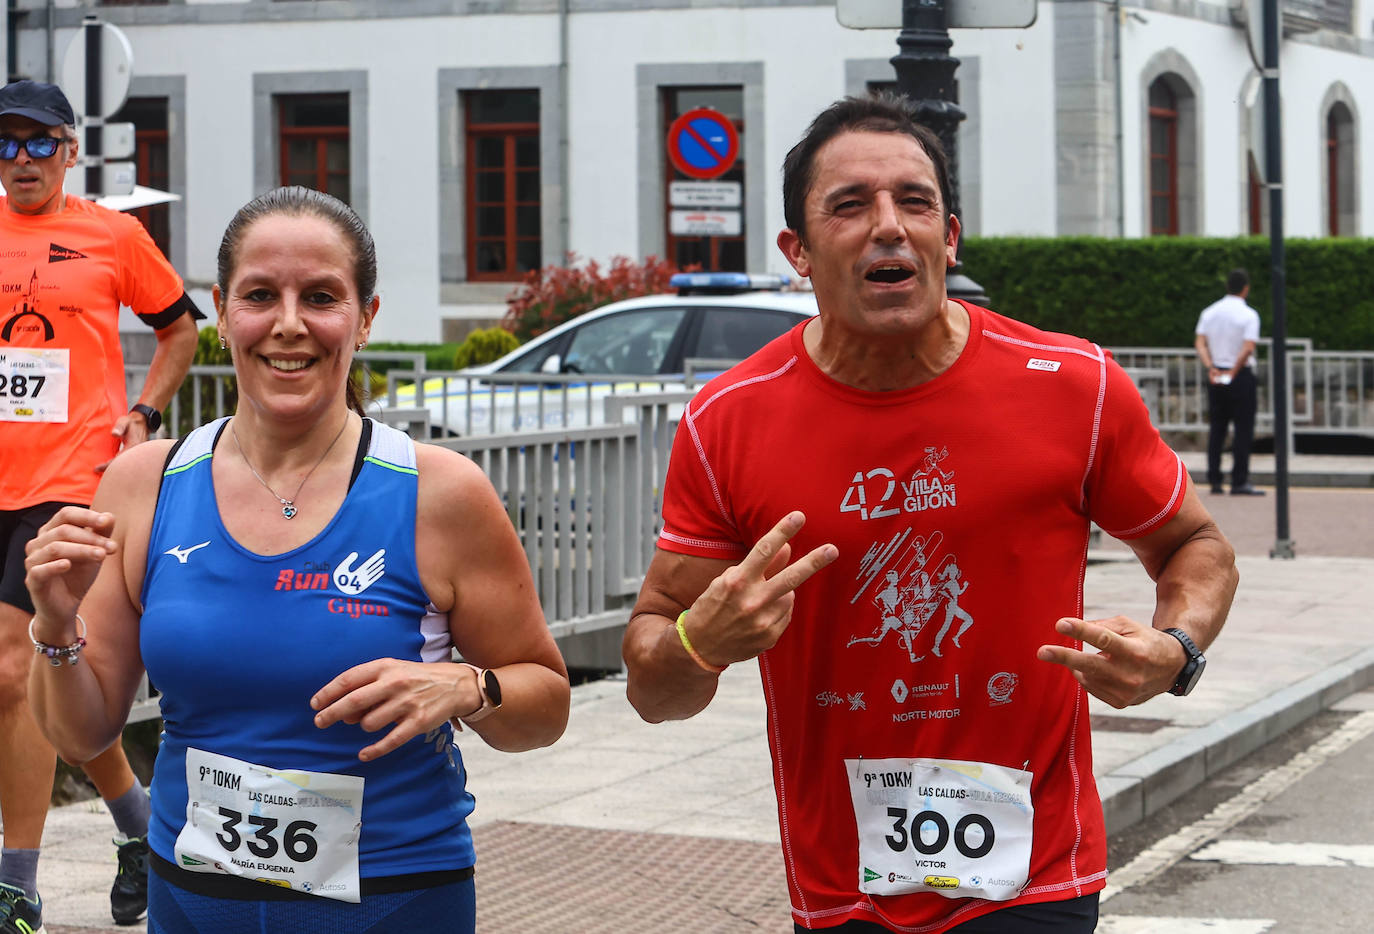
top-left (357, 341), bottom-right (366, 352)
top-left (219, 336), bottom-right (227, 350)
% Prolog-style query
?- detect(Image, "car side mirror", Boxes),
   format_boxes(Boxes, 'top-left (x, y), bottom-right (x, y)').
top-left (540, 354), bottom-right (562, 374)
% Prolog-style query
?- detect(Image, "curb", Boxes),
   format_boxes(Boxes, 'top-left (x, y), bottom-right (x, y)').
top-left (1185, 467), bottom-right (1374, 489)
top-left (1100, 645), bottom-right (1374, 835)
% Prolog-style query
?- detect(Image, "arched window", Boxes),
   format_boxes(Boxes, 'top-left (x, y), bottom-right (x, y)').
top-left (1326, 102), bottom-right (1356, 236)
top-left (1148, 80), bottom-right (1179, 234)
top-left (1141, 57), bottom-right (1200, 235)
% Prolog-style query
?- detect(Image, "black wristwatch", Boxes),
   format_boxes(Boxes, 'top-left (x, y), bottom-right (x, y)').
top-left (130, 403), bottom-right (162, 433)
top-left (1164, 628), bottom-right (1206, 696)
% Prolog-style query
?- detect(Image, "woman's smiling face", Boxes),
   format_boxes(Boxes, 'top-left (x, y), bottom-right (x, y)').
top-left (215, 212), bottom-right (376, 424)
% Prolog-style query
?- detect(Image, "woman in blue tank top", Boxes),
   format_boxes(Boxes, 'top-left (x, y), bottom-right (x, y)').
top-left (23, 187), bottom-right (571, 933)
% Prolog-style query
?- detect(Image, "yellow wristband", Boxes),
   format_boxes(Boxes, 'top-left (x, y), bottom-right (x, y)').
top-left (676, 610), bottom-right (726, 674)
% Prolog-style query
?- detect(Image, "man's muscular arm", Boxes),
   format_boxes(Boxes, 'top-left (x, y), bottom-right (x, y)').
top-left (1037, 485), bottom-right (1237, 708)
top-left (623, 512), bottom-right (837, 723)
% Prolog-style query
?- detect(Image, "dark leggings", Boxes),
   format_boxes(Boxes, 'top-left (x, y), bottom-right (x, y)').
top-left (148, 871), bottom-right (476, 934)
top-left (797, 892), bottom-right (1100, 933)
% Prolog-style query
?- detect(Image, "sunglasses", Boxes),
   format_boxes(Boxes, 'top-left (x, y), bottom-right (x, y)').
top-left (0, 135), bottom-right (70, 160)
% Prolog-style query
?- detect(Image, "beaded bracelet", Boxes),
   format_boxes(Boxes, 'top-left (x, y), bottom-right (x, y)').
top-left (676, 610), bottom-right (726, 674)
top-left (29, 615), bottom-right (88, 667)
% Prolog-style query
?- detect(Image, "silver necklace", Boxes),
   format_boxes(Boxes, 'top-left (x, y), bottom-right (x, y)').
top-left (230, 414), bottom-right (350, 520)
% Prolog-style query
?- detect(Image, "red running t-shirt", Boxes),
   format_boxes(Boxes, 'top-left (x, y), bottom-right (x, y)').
top-left (659, 302), bottom-right (1185, 932)
top-left (0, 194), bottom-right (186, 509)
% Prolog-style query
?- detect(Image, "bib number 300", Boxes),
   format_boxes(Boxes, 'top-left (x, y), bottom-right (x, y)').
top-left (846, 757), bottom-right (1034, 902)
top-left (175, 749), bottom-right (365, 902)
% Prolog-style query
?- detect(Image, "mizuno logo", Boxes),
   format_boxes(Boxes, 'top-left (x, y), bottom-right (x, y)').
top-left (48, 242), bottom-right (88, 263)
top-left (164, 541), bottom-right (211, 564)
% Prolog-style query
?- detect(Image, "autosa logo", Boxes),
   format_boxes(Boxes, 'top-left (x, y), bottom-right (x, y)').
top-left (839, 446), bottom-right (957, 521)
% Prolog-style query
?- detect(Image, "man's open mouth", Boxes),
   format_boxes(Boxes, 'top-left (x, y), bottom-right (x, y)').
top-left (865, 264), bottom-right (915, 284)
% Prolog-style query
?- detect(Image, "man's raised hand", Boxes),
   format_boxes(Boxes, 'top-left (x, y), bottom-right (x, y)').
top-left (681, 511), bottom-right (837, 667)
top-left (1036, 615), bottom-right (1187, 708)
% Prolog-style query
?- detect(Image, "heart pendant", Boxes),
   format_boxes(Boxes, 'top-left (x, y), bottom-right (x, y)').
top-left (282, 504), bottom-right (298, 519)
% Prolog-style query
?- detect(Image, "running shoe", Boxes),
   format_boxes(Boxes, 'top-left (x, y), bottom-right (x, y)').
top-left (110, 836), bottom-right (149, 925)
top-left (0, 882), bottom-right (41, 934)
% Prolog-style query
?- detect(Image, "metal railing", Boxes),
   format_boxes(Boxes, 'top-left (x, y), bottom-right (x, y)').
top-left (125, 351), bottom-right (431, 438)
top-left (385, 370), bottom-right (683, 437)
top-left (373, 358), bottom-right (731, 438)
top-left (1109, 339), bottom-right (1374, 438)
top-left (432, 389), bottom-right (690, 638)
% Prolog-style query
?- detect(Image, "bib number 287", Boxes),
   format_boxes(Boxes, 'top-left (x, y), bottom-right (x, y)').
top-left (0, 374), bottom-right (44, 398)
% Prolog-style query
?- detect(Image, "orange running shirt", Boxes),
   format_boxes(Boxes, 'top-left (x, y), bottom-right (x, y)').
top-left (0, 193), bottom-right (186, 509)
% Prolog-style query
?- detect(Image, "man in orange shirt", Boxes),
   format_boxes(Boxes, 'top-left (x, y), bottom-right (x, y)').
top-left (0, 80), bottom-right (201, 932)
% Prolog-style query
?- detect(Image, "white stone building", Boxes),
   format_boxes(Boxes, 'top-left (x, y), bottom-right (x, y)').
top-left (5, 0), bottom-right (1368, 341)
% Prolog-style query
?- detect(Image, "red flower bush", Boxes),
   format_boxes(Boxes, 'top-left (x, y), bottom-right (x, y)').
top-left (502, 254), bottom-right (684, 343)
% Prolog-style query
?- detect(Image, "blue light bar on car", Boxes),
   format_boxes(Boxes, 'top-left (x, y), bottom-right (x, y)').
top-left (670, 272), bottom-right (792, 294)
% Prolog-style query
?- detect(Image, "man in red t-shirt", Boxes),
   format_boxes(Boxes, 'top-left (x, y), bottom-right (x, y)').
top-left (623, 94), bottom-right (1238, 933)
top-left (0, 80), bottom-right (201, 932)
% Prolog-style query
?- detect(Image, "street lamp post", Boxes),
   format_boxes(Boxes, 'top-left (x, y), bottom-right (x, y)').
top-left (891, 0), bottom-right (988, 304)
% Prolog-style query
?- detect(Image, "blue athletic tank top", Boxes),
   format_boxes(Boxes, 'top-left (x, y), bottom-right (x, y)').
top-left (141, 417), bottom-right (475, 878)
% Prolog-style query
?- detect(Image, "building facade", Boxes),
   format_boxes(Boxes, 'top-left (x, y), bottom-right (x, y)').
top-left (7, 0), bottom-right (1371, 341)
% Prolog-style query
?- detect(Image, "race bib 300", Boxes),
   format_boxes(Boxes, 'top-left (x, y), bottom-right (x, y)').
top-left (846, 757), bottom-right (1033, 902)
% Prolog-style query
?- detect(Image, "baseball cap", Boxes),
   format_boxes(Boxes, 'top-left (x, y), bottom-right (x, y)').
top-left (0, 80), bottom-right (76, 127)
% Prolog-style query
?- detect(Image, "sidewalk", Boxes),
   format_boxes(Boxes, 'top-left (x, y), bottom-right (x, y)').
top-left (31, 465), bottom-right (1374, 933)
top-left (1177, 449), bottom-right (1374, 488)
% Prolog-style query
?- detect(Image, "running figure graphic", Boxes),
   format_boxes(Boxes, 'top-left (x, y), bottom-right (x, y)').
top-left (931, 562), bottom-right (974, 657)
top-left (848, 569), bottom-right (925, 662)
top-left (915, 445), bottom-right (952, 483)
top-left (848, 566), bottom-right (941, 663)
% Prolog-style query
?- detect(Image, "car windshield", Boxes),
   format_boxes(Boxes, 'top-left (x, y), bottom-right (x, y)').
top-left (561, 307), bottom-right (687, 375)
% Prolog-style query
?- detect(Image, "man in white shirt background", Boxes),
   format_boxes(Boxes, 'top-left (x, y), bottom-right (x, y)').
top-left (1194, 268), bottom-right (1265, 496)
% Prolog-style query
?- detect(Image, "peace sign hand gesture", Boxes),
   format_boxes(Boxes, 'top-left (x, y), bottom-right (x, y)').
top-left (1036, 615), bottom-right (1188, 708)
top-left (680, 511), bottom-right (838, 667)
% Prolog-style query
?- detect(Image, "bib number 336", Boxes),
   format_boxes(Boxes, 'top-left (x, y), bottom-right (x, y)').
top-left (845, 757), bottom-right (1033, 901)
top-left (175, 748), bottom-right (365, 902)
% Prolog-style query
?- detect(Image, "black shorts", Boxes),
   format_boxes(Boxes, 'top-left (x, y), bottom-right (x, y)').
top-left (797, 892), bottom-right (1100, 933)
top-left (0, 501), bottom-right (84, 614)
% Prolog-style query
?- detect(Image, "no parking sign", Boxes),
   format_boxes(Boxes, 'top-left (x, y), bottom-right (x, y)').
top-left (666, 108), bottom-right (739, 180)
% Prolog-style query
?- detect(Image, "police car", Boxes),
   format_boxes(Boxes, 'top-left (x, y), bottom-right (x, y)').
top-left (401, 273), bottom-right (818, 436)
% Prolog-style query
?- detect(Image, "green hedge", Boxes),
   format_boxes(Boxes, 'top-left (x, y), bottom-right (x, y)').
top-left (364, 341), bottom-right (462, 372)
top-left (959, 236), bottom-right (1374, 350)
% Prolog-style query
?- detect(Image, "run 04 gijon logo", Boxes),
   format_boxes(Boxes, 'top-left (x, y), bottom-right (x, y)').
top-left (270, 548), bottom-right (390, 619)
